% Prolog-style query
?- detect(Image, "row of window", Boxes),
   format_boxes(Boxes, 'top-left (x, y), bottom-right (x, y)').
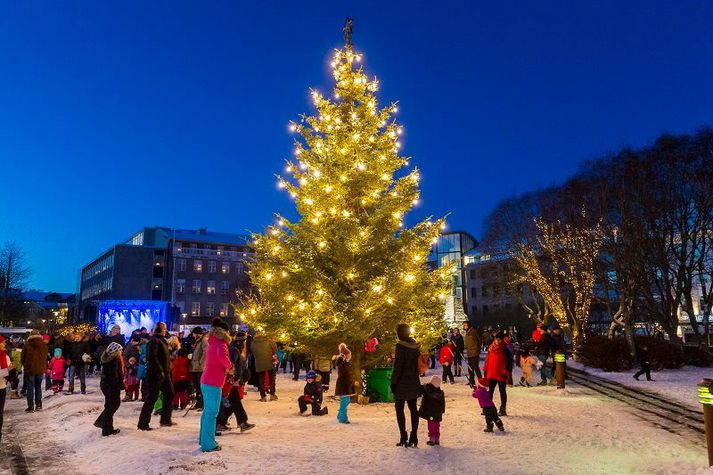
top-left (176, 259), bottom-right (244, 274)
top-left (83, 254), bottom-right (114, 282)
top-left (81, 277), bottom-right (113, 300)
top-left (175, 279), bottom-right (231, 295)
top-left (189, 301), bottom-right (229, 317)
top-left (176, 242), bottom-right (244, 252)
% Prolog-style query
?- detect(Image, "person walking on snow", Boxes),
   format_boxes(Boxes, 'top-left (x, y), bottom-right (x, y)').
top-left (439, 340), bottom-right (456, 384)
top-left (333, 343), bottom-right (354, 424)
top-left (137, 323), bottom-right (175, 430)
top-left (463, 321), bottom-right (482, 386)
top-left (94, 342), bottom-right (124, 437)
top-left (251, 332), bottom-right (277, 402)
top-left (199, 318), bottom-right (232, 453)
top-left (633, 345), bottom-right (653, 381)
top-left (48, 348), bottom-right (66, 393)
top-left (482, 331), bottom-right (510, 416)
top-left (21, 330), bottom-right (48, 412)
top-left (473, 378), bottom-right (504, 433)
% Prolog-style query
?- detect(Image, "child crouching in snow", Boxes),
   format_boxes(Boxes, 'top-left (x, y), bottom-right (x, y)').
top-left (419, 375), bottom-right (445, 446)
top-left (473, 378), bottom-right (504, 433)
top-left (333, 343), bottom-right (354, 424)
top-left (49, 348), bottom-right (66, 393)
top-left (518, 350), bottom-right (542, 387)
top-left (298, 370), bottom-right (328, 416)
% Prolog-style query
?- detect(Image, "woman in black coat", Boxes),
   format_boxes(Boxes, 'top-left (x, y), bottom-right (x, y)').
top-left (390, 323), bottom-right (422, 447)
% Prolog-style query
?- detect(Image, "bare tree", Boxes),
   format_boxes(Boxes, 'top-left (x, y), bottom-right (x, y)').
top-left (0, 241), bottom-right (32, 324)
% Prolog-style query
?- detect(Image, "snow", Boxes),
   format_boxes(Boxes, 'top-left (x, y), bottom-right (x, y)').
top-left (569, 361), bottom-right (713, 410)
top-left (2, 366), bottom-right (711, 475)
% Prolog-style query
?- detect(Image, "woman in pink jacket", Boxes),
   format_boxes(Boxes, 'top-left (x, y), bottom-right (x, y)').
top-left (199, 318), bottom-right (232, 452)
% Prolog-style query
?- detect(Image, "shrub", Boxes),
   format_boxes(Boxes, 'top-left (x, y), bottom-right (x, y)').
top-left (577, 335), bottom-right (690, 371)
top-left (683, 345), bottom-right (713, 367)
top-left (577, 335), bottom-right (632, 372)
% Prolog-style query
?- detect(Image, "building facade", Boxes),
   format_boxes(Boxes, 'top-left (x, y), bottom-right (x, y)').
top-left (78, 227), bottom-right (251, 327)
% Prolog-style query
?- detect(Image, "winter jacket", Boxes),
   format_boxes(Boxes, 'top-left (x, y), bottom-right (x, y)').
top-left (123, 342), bottom-right (140, 364)
top-left (63, 340), bottom-right (91, 368)
top-left (0, 353), bottom-right (11, 389)
top-left (334, 354), bottom-right (354, 397)
top-left (125, 360), bottom-right (139, 386)
top-left (251, 335), bottom-right (277, 373)
top-left (21, 335), bottom-right (48, 376)
top-left (638, 348), bottom-right (650, 365)
top-left (463, 327), bottom-right (482, 358)
top-left (146, 335), bottom-right (172, 384)
top-left (190, 336), bottom-right (207, 372)
top-left (172, 355), bottom-right (191, 385)
top-left (137, 343), bottom-right (148, 379)
top-left (229, 345), bottom-right (247, 384)
top-left (302, 380), bottom-right (323, 405)
top-left (520, 355), bottom-right (541, 380)
top-left (201, 328), bottom-right (232, 388)
top-left (532, 328), bottom-right (543, 342)
top-left (11, 349), bottom-right (22, 373)
top-left (313, 355), bottom-right (332, 373)
top-left (534, 332), bottom-right (551, 357)
top-left (48, 357), bottom-right (65, 381)
top-left (472, 385), bottom-right (495, 408)
top-left (482, 341), bottom-right (509, 382)
top-left (439, 343), bottom-right (455, 366)
top-left (100, 350), bottom-right (124, 393)
top-left (104, 333), bottom-right (126, 348)
top-left (452, 333), bottom-right (464, 356)
top-left (550, 333), bottom-right (565, 354)
top-left (390, 338), bottom-right (422, 401)
top-left (418, 383), bottom-right (445, 422)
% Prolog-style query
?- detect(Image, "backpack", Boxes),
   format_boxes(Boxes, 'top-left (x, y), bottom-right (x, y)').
top-left (417, 354), bottom-right (430, 376)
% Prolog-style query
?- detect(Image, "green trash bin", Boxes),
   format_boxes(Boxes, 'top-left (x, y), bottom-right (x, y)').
top-left (367, 367), bottom-right (394, 403)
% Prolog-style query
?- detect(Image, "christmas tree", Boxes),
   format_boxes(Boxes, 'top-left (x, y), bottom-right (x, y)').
top-left (240, 21), bottom-right (451, 373)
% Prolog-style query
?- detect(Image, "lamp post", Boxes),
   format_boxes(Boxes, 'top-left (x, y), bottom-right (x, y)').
top-left (554, 352), bottom-right (566, 389)
top-left (698, 378), bottom-right (713, 466)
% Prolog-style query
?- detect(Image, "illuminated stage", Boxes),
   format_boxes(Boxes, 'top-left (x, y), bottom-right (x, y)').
top-left (97, 300), bottom-right (170, 338)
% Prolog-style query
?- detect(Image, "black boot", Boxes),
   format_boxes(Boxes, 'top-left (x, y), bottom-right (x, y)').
top-left (498, 407), bottom-right (507, 417)
top-left (407, 433), bottom-right (418, 448)
top-left (396, 431), bottom-right (408, 447)
top-left (496, 420), bottom-right (505, 432)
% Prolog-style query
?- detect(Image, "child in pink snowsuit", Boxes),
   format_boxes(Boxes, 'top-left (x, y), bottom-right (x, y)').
top-left (49, 348), bottom-right (66, 393)
top-left (473, 378), bottom-right (504, 433)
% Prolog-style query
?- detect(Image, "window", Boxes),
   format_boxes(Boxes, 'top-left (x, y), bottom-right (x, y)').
top-left (206, 302), bottom-right (215, 317)
top-left (192, 280), bottom-right (201, 294)
top-left (177, 259), bottom-right (187, 271)
top-left (470, 269), bottom-right (476, 280)
top-left (208, 261), bottom-right (217, 273)
top-left (221, 262), bottom-right (230, 274)
top-left (193, 260), bottom-right (203, 272)
top-left (220, 303), bottom-right (229, 317)
top-left (176, 279), bottom-right (186, 294)
top-left (191, 302), bottom-right (200, 316)
top-left (470, 287), bottom-right (476, 298)
top-left (235, 262), bottom-right (244, 274)
top-left (207, 280), bottom-right (216, 295)
top-left (220, 281), bottom-right (230, 295)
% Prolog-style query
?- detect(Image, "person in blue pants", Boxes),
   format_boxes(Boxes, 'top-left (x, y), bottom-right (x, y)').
top-left (199, 318), bottom-right (232, 452)
top-left (334, 343), bottom-right (354, 424)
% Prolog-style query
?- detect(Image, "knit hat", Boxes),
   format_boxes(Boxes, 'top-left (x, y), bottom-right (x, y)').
top-left (429, 375), bottom-right (442, 388)
top-left (306, 370), bottom-right (317, 380)
top-left (54, 347), bottom-right (62, 358)
top-left (211, 317), bottom-right (230, 332)
top-left (106, 342), bottom-right (123, 356)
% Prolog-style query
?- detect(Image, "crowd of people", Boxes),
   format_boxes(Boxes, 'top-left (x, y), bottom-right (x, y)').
top-left (0, 318), bottom-right (571, 451)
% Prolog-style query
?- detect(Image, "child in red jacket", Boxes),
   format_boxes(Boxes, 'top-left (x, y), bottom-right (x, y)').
top-left (439, 341), bottom-right (455, 384)
top-left (172, 349), bottom-right (191, 409)
top-left (48, 348), bottom-right (66, 393)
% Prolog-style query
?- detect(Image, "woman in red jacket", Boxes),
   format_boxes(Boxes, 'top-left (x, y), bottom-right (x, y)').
top-left (438, 341), bottom-right (455, 384)
top-left (482, 331), bottom-right (510, 416)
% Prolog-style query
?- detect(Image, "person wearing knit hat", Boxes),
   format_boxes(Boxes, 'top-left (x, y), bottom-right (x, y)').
top-left (94, 341), bottom-right (124, 437)
top-left (333, 343), bottom-right (354, 424)
top-left (298, 370), bottom-right (328, 416)
top-left (48, 348), bottom-right (66, 394)
top-left (0, 335), bottom-right (13, 441)
top-left (419, 374), bottom-right (445, 446)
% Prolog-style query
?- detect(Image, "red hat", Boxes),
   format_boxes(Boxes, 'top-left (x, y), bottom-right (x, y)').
top-left (42, 334), bottom-right (50, 343)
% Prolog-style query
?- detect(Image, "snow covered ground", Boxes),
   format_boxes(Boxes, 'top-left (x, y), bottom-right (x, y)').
top-left (569, 361), bottom-right (713, 409)
top-left (2, 365), bottom-right (710, 475)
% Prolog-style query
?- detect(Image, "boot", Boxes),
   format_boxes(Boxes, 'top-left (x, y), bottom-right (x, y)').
top-left (396, 436), bottom-right (408, 447)
top-left (408, 433), bottom-right (418, 448)
top-left (270, 394), bottom-right (278, 401)
top-left (319, 407), bottom-right (329, 416)
top-left (496, 420), bottom-right (505, 432)
top-left (498, 407), bottom-right (507, 417)
top-left (10, 390), bottom-right (19, 399)
top-left (68, 383), bottom-right (75, 394)
top-left (239, 422), bottom-right (255, 433)
top-left (483, 426), bottom-right (493, 432)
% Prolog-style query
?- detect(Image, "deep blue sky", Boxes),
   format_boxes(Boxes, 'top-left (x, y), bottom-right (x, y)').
top-left (2, 1), bottom-right (712, 292)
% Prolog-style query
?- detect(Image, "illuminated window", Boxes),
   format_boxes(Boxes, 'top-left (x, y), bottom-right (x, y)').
top-left (208, 261), bottom-right (217, 273)
top-left (221, 262), bottom-right (230, 274)
top-left (191, 302), bottom-right (200, 316)
top-left (220, 303), bottom-right (228, 317)
top-left (207, 280), bottom-right (216, 295)
top-left (194, 260), bottom-right (203, 272)
top-left (206, 302), bottom-right (215, 317)
top-left (192, 280), bottom-right (201, 294)
top-left (177, 259), bottom-right (187, 272)
top-left (176, 279), bottom-right (186, 294)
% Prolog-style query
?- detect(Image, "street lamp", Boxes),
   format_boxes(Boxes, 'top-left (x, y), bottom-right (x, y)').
top-left (554, 352), bottom-right (566, 389)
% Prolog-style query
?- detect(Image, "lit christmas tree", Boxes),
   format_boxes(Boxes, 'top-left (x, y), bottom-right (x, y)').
top-left (239, 21), bottom-right (451, 374)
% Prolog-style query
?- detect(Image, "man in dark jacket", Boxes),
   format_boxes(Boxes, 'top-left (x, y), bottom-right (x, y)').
top-left (251, 333), bottom-right (277, 401)
top-left (391, 323), bottom-right (421, 447)
top-left (451, 328), bottom-right (465, 377)
top-left (633, 345), bottom-right (652, 381)
top-left (94, 342), bottom-right (124, 436)
top-left (463, 322), bottom-right (483, 386)
top-left (137, 323), bottom-right (174, 430)
top-left (21, 331), bottom-right (48, 412)
top-left (63, 333), bottom-right (91, 394)
top-left (104, 325), bottom-right (125, 347)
